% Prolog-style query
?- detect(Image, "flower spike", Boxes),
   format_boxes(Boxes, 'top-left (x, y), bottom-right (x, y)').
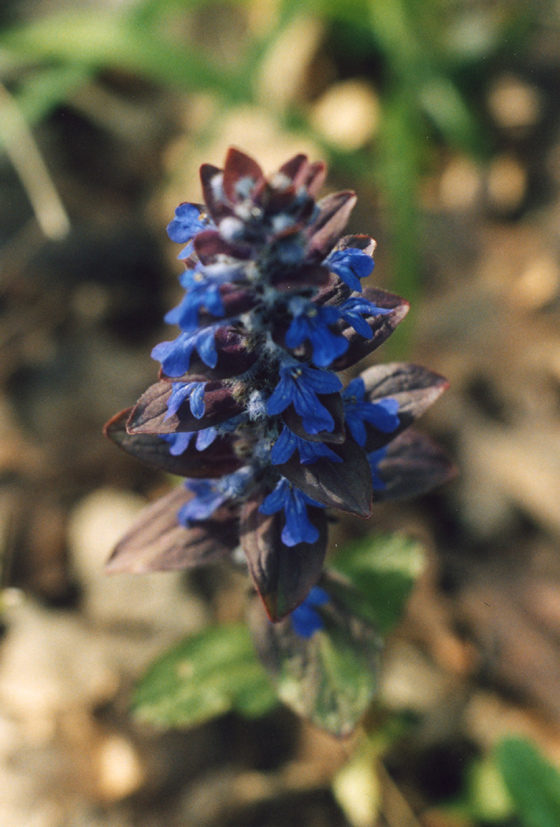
top-left (105, 147), bottom-right (453, 626)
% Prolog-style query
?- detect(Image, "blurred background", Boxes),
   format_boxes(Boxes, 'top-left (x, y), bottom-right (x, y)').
top-left (1, 0), bottom-right (560, 825)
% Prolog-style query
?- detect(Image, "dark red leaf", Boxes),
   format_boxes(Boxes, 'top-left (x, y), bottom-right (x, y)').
top-left (199, 163), bottom-right (231, 222)
top-left (271, 264), bottom-right (329, 291)
top-left (197, 284), bottom-right (256, 328)
top-left (104, 409), bottom-right (242, 477)
top-left (223, 148), bottom-right (264, 202)
top-left (126, 381), bottom-right (244, 435)
top-left (166, 327), bottom-right (258, 381)
top-left (305, 191), bottom-right (357, 261)
top-left (300, 161), bottom-right (326, 197)
top-left (278, 439), bottom-right (373, 517)
top-left (360, 362), bottom-right (449, 450)
top-left (278, 154), bottom-right (308, 182)
top-left (337, 233), bottom-right (377, 257)
top-left (194, 229), bottom-right (252, 263)
top-left (373, 430), bottom-right (456, 502)
top-left (240, 494), bottom-right (328, 621)
top-left (106, 487), bottom-right (238, 574)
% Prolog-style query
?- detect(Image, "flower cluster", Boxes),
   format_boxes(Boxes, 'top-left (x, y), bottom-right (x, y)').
top-left (105, 148), bottom-right (453, 623)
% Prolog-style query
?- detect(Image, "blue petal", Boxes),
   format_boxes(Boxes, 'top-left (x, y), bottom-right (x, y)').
top-left (362, 398), bottom-right (400, 432)
top-left (189, 383), bottom-right (206, 419)
top-left (291, 603), bottom-right (323, 638)
top-left (167, 203), bottom-right (207, 243)
top-left (177, 480), bottom-right (225, 525)
top-left (270, 426), bottom-right (298, 464)
top-left (342, 377), bottom-right (366, 403)
top-left (266, 375), bottom-right (295, 416)
top-left (368, 447), bottom-right (388, 491)
top-left (196, 327), bottom-right (218, 369)
top-left (152, 333), bottom-right (195, 377)
top-left (345, 412), bottom-right (367, 446)
top-left (195, 427), bottom-right (218, 450)
top-left (326, 248), bottom-right (375, 292)
top-left (165, 381), bottom-right (206, 419)
top-left (161, 432), bottom-right (194, 455)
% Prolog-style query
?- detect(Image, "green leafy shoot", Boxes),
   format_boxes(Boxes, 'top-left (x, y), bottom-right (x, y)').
top-left (132, 622), bottom-right (278, 728)
top-left (332, 533), bottom-right (425, 634)
top-left (496, 736), bottom-right (560, 827)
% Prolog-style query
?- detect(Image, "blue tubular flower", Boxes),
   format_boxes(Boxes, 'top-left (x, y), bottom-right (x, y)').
top-left (286, 302), bottom-right (348, 368)
top-left (165, 381), bottom-right (206, 420)
top-left (152, 327), bottom-right (218, 376)
top-left (326, 247), bottom-right (374, 292)
top-left (271, 425), bottom-right (342, 465)
top-left (165, 269), bottom-right (225, 331)
top-left (260, 478), bottom-right (325, 546)
top-left (178, 467), bottom-right (254, 527)
top-left (167, 203), bottom-right (211, 259)
top-left (161, 427), bottom-right (218, 455)
top-left (339, 297), bottom-right (392, 339)
top-left (178, 480), bottom-right (226, 526)
top-left (367, 447), bottom-right (388, 490)
top-left (342, 378), bottom-right (400, 446)
top-left (266, 363), bottom-right (343, 434)
top-left (291, 586), bottom-right (330, 638)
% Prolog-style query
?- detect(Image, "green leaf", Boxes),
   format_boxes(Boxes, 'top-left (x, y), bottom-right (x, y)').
top-left (0, 10), bottom-right (247, 101)
top-left (251, 577), bottom-right (381, 737)
top-left (132, 623), bottom-right (278, 728)
top-left (496, 737), bottom-right (560, 827)
top-left (332, 533), bottom-right (425, 634)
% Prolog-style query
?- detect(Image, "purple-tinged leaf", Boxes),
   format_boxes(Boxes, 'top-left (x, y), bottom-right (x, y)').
top-left (271, 263), bottom-right (329, 292)
top-left (104, 409), bottom-right (242, 478)
top-left (305, 191), bottom-right (357, 262)
top-left (278, 153), bottom-right (309, 182)
top-left (199, 163), bottom-right (231, 222)
top-left (300, 161), bottom-right (327, 197)
top-left (281, 392), bottom-right (345, 444)
top-left (240, 494), bottom-right (328, 621)
top-left (223, 148), bottom-right (264, 202)
top-left (360, 362), bottom-right (449, 450)
top-left (105, 487), bottom-right (238, 574)
top-left (127, 381), bottom-right (244, 435)
top-left (166, 327), bottom-right (258, 381)
top-left (330, 288), bottom-right (410, 371)
top-left (197, 284), bottom-right (255, 327)
top-left (194, 229), bottom-right (252, 263)
top-left (373, 430), bottom-right (456, 502)
top-left (278, 439), bottom-right (373, 517)
top-left (249, 573), bottom-right (381, 736)
top-left (314, 271), bottom-right (354, 307)
top-left (337, 234), bottom-right (377, 258)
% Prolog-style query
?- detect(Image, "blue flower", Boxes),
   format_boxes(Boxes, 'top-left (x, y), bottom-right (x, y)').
top-left (177, 480), bottom-right (226, 526)
top-left (286, 302), bottom-right (348, 368)
top-left (367, 447), bottom-right (387, 490)
top-left (259, 477), bottom-right (325, 546)
top-left (291, 586), bottom-right (330, 638)
top-left (339, 297), bottom-right (391, 339)
top-left (342, 378), bottom-right (400, 446)
top-left (167, 203), bottom-right (211, 259)
top-left (178, 467), bottom-right (255, 527)
top-left (161, 427), bottom-right (217, 455)
top-left (266, 363), bottom-right (342, 435)
top-left (270, 425), bottom-right (342, 465)
top-left (326, 247), bottom-right (374, 292)
top-left (152, 327), bottom-right (218, 376)
top-left (164, 269), bottom-right (225, 331)
top-left (164, 381), bottom-right (206, 420)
